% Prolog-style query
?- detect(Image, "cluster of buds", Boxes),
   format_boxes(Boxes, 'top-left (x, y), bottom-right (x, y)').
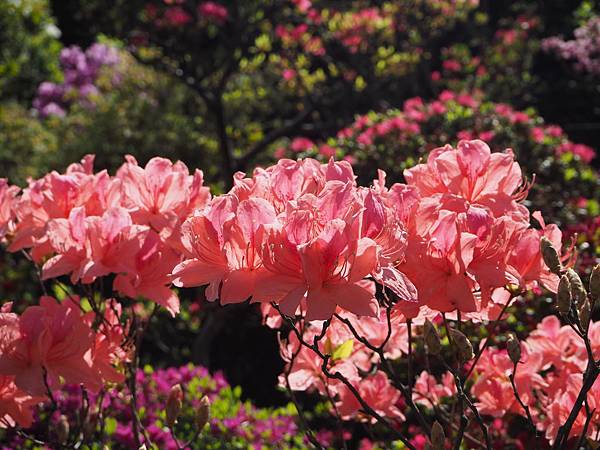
top-left (542, 238), bottom-right (598, 333)
top-left (165, 384), bottom-right (211, 433)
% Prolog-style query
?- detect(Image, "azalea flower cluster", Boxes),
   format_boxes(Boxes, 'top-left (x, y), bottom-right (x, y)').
top-left (263, 140), bottom-right (567, 426)
top-left (0, 140), bottom-right (578, 446)
top-left (171, 156), bottom-right (417, 320)
top-left (277, 310), bottom-right (410, 423)
top-left (173, 140), bottom-right (561, 320)
top-left (0, 297), bottom-right (127, 429)
top-left (33, 44), bottom-right (120, 118)
top-left (1, 154), bottom-right (210, 316)
top-left (471, 316), bottom-right (600, 443)
top-left (280, 90), bottom-right (599, 232)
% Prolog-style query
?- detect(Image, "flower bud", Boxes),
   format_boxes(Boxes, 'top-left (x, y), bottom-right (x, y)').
top-left (449, 328), bottom-right (473, 363)
top-left (589, 264), bottom-right (600, 300)
top-left (557, 275), bottom-right (572, 316)
top-left (578, 298), bottom-right (591, 332)
top-left (424, 319), bottom-right (442, 355)
top-left (566, 269), bottom-right (587, 305)
top-left (165, 384), bottom-right (184, 428)
top-left (196, 395), bottom-right (210, 431)
top-left (506, 333), bottom-right (521, 365)
top-left (56, 414), bottom-right (70, 445)
top-left (430, 420), bottom-right (445, 450)
top-left (540, 237), bottom-right (562, 275)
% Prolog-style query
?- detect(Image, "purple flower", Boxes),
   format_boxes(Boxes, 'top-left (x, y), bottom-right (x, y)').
top-left (33, 43), bottom-right (121, 117)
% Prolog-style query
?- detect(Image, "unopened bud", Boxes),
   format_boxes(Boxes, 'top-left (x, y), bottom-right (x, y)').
top-left (589, 264), bottom-right (600, 300)
top-left (557, 275), bottom-right (572, 316)
top-left (578, 298), bottom-right (591, 332)
top-left (449, 328), bottom-right (474, 363)
top-left (566, 269), bottom-right (587, 305)
top-left (56, 414), bottom-right (70, 445)
top-left (424, 320), bottom-right (442, 355)
top-left (196, 395), bottom-right (210, 431)
top-left (430, 420), bottom-right (445, 450)
top-left (540, 237), bottom-right (562, 275)
top-left (165, 384), bottom-right (184, 428)
top-left (506, 333), bottom-right (521, 365)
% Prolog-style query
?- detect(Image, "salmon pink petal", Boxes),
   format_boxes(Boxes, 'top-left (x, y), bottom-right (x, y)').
top-left (171, 259), bottom-right (226, 288)
top-left (279, 286), bottom-right (307, 317)
top-left (220, 269), bottom-right (257, 304)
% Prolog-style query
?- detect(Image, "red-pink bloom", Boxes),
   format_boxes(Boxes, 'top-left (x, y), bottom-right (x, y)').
top-left (413, 371), bottom-right (456, 408)
top-left (42, 207), bottom-right (147, 284)
top-left (505, 212), bottom-right (566, 293)
top-left (0, 297), bottom-right (113, 395)
top-left (87, 299), bottom-right (128, 385)
top-left (164, 6), bottom-right (192, 26)
top-left (116, 155), bottom-right (210, 235)
top-left (113, 231), bottom-right (181, 316)
top-left (8, 155), bottom-right (114, 260)
top-left (172, 195), bottom-right (277, 303)
top-left (290, 137), bottom-right (315, 153)
top-left (198, 2), bottom-right (228, 25)
top-left (442, 59), bottom-right (462, 72)
top-left (0, 375), bottom-right (44, 428)
top-left (258, 215), bottom-right (380, 320)
top-left (556, 142), bottom-right (596, 163)
top-left (404, 140), bottom-right (525, 217)
top-left (472, 346), bottom-right (546, 417)
top-left (539, 374), bottom-right (600, 444)
top-left (336, 371), bottom-right (404, 422)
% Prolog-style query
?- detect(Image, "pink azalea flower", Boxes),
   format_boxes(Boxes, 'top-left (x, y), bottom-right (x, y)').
top-left (0, 297), bottom-right (105, 395)
top-left (336, 371), bottom-right (404, 422)
top-left (413, 371), bottom-right (456, 408)
top-left (0, 375), bottom-right (44, 428)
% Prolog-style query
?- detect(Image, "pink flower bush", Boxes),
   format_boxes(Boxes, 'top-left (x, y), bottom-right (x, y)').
top-left (0, 297), bottom-right (124, 396)
top-left (0, 140), bottom-right (590, 448)
top-left (471, 315), bottom-right (600, 444)
top-left (4, 154), bottom-right (210, 316)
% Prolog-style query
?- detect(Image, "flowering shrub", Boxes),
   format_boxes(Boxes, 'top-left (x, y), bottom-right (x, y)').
top-left (432, 14), bottom-right (542, 104)
top-left (0, 139), bottom-right (599, 448)
top-left (543, 16), bottom-right (600, 76)
top-left (0, 365), bottom-right (305, 449)
top-left (33, 43), bottom-right (120, 118)
top-left (280, 91), bottom-right (599, 226)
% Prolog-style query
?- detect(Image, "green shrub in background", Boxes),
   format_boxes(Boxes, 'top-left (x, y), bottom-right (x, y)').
top-left (0, 102), bottom-right (57, 184)
top-left (0, 0), bottom-right (62, 102)
top-left (43, 48), bottom-right (222, 182)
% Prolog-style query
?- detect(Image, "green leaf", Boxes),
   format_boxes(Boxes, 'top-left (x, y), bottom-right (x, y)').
top-left (331, 339), bottom-right (354, 361)
top-left (104, 417), bottom-right (117, 435)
